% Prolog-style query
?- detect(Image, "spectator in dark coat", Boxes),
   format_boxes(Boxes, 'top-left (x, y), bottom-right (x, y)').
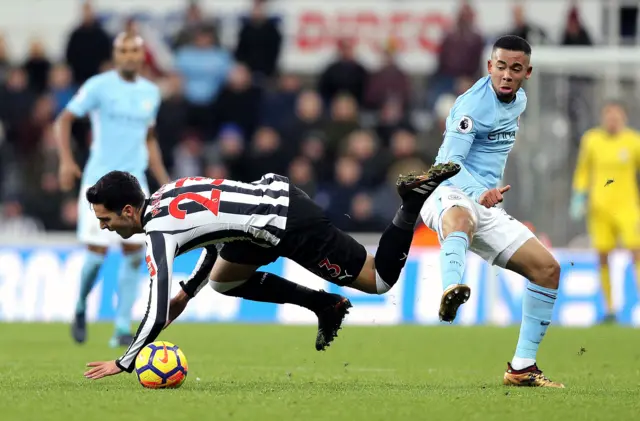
top-left (317, 39), bottom-right (368, 106)
top-left (213, 63), bottom-right (263, 139)
top-left (23, 40), bottom-right (51, 95)
top-left (64, 2), bottom-right (112, 85)
top-left (235, 0), bottom-right (282, 79)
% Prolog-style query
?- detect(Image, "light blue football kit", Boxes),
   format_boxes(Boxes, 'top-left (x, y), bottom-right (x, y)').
top-left (420, 76), bottom-right (557, 367)
top-left (66, 70), bottom-right (160, 344)
top-left (67, 70), bottom-right (160, 188)
top-left (436, 75), bottom-right (525, 201)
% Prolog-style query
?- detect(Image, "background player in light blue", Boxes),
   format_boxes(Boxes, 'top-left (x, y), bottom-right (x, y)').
top-left (420, 36), bottom-right (563, 388)
top-left (55, 32), bottom-right (171, 348)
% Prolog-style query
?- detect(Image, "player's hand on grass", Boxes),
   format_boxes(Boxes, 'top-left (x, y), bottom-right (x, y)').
top-left (166, 290), bottom-right (190, 329)
top-left (478, 185), bottom-right (510, 208)
top-left (84, 360), bottom-right (122, 380)
top-left (59, 159), bottom-right (82, 192)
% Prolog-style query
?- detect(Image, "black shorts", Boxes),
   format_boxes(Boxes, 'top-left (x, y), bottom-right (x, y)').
top-left (219, 186), bottom-right (368, 286)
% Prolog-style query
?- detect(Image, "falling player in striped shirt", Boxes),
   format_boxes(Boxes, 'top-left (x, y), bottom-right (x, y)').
top-left (82, 163), bottom-right (459, 379)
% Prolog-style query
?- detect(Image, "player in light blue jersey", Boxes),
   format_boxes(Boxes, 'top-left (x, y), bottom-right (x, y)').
top-left (421, 36), bottom-right (564, 388)
top-left (55, 32), bottom-right (171, 348)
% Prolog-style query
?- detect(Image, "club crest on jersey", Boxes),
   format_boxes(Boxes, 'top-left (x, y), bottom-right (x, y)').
top-left (619, 149), bottom-right (629, 162)
top-left (457, 116), bottom-right (473, 134)
top-left (142, 99), bottom-right (153, 111)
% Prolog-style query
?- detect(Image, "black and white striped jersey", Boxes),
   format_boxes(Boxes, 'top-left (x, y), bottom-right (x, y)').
top-left (115, 173), bottom-right (290, 373)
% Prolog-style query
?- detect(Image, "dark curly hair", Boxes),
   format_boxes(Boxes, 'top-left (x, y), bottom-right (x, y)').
top-left (86, 171), bottom-right (146, 214)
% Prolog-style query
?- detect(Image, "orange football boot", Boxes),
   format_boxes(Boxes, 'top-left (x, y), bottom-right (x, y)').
top-left (503, 362), bottom-right (565, 388)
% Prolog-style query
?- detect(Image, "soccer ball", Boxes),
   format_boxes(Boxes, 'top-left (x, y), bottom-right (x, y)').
top-left (134, 341), bottom-right (188, 389)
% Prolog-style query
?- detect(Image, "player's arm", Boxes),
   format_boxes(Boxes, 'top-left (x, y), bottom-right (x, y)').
top-left (179, 245), bottom-right (218, 298)
top-left (54, 78), bottom-right (100, 191)
top-left (572, 133), bottom-right (592, 194)
top-left (115, 232), bottom-right (177, 373)
top-left (438, 115), bottom-right (490, 202)
top-left (146, 125), bottom-right (171, 186)
top-left (633, 133), bottom-right (640, 176)
top-left (54, 110), bottom-right (77, 166)
top-left (146, 91), bottom-right (171, 186)
top-left (166, 245), bottom-right (219, 326)
top-left (569, 133), bottom-right (592, 220)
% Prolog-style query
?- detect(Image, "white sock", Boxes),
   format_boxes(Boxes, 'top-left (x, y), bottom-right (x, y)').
top-left (375, 271), bottom-right (391, 294)
top-left (511, 356), bottom-right (536, 370)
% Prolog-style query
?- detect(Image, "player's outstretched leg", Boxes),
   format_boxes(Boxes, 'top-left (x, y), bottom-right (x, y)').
top-left (438, 206), bottom-right (474, 323)
top-left (373, 162), bottom-right (460, 294)
top-left (598, 252), bottom-right (615, 323)
top-left (211, 271), bottom-right (352, 351)
top-left (503, 238), bottom-right (564, 388)
top-left (72, 248), bottom-right (105, 344)
top-left (396, 162), bottom-right (461, 213)
top-left (110, 248), bottom-right (144, 348)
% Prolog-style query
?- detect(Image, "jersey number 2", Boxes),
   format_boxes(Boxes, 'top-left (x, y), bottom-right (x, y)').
top-left (169, 178), bottom-right (224, 219)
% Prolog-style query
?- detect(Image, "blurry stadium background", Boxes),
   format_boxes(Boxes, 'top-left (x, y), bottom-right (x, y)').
top-left (1, 0), bottom-right (639, 327)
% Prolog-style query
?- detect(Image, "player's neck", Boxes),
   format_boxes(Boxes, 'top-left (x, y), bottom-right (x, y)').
top-left (496, 93), bottom-right (516, 104)
top-left (117, 70), bottom-right (138, 82)
top-left (134, 206), bottom-right (146, 232)
top-left (605, 127), bottom-right (624, 136)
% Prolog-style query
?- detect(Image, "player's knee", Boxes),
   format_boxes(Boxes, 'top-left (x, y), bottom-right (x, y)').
top-left (598, 252), bottom-right (610, 267)
top-left (87, 244), bottom-right (108, 255)
top-left (208, 279), bottom-right (247, 294)
top-left (535, 259), bottom-right (561, 290)
top-left (122, 243), bottom-right (144, 254)
top-left (349, 270), bottom-right (386, 295)
top-left (442, 206), bottom-right (475, 239)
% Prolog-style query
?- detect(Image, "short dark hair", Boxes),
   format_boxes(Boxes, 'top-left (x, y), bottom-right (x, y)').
top-left (492, 35), bottom-right (532, 56)
top-left (86, 171), bottom-right (146, 214)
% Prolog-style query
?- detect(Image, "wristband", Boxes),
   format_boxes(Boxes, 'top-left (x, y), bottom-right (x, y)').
top-left (179, 281), bottom-right (195, 299)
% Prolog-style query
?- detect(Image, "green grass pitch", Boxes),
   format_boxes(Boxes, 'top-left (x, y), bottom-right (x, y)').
top-left (1, 323), bottom-right (639, 421)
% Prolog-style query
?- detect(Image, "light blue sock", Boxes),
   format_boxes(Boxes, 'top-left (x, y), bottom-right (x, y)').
top-left (512, 282), bottom-right (557, 369)
top-left (75, 250), bottom-right (105, 315)
top-left (114, 251), bottom-right (144, 336)
top-left (440, 231), bottom-right (469, 290)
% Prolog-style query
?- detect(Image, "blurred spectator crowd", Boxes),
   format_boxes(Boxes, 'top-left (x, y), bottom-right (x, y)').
top-left (0, 0), bottom-right (595, 235)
